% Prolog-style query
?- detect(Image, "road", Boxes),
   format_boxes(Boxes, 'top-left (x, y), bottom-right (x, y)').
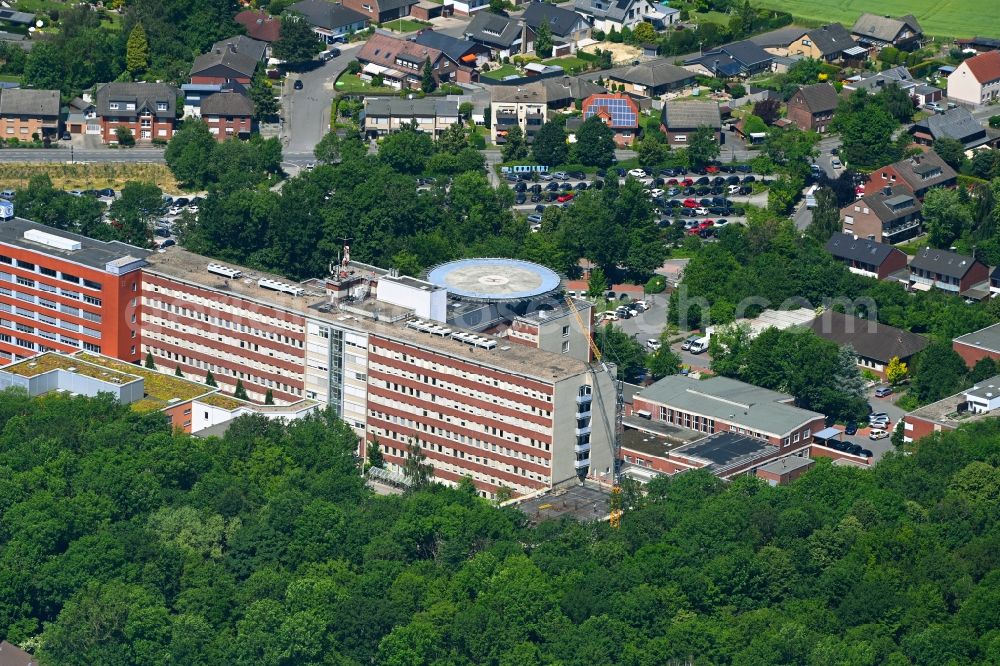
top-left (0, 147), bottom-right (166, 163)
top-left (282, 43), bottom-right (361, 159)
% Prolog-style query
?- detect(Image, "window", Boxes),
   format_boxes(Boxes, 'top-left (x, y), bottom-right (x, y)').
top-left (15, 276), bottom-right (33, 287)
top-left (82, 279), bottom-right (101, 291)
top-left (562, 325), bottom-right (570, 337)
top-left (157, 102), bottom-right (167, 111)
top-left (674, 134), bottom-right (687, 143)
top-left (109, 102), bottom-right (119, 110)
top-left (61, 272), bottom-right (79, 284)
top-left (83, 295), bottom-right (101, 306)
top-left (16, 260), bottom-right (33, 271)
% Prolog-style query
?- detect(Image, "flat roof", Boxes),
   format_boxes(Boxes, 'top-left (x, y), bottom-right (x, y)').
top-left (623, 415), bottom-right (706, 445)
top-left (0, 218), bottom-right (150, 272)
top-left (673, 431), bottom-right (775, 471)
top-left (963, 375), bottom-right (1000, 401)
top-left (4, 352), bottom-right (140, 383)
top-left (637, 375), bottom-right (823, 437)
top-left (757, 455), bottom-right (814, 476)
top-left (740, 307), bottom-right (817, 338)
top-left (76, 352), bottom-right (214, 410)
top-left (954, 322), bottom-right (1000, 354)
top-left (518, 484), bottom-right (611, 523)
top-left (144, 247), bottom-right (589, 381)
top-left (620, 427), bottom-right (692, 457)
top-left (426, 258), bottom-right (561, 302)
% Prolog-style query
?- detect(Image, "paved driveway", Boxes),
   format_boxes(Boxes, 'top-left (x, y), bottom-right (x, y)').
top-left (282, 43), bottom-right (361, 160)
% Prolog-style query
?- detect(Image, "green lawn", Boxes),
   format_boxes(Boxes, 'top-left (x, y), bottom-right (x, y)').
top-left (751, 0), bottom-right (998, 38)
top-left (481, 64), bottom-right (520, 81)
top-left (378, 18), bottom-right (431, 32)
top-left (333, 73), bottom-right (397, 95)
top-left (542, 56), bottom-right (590, 73)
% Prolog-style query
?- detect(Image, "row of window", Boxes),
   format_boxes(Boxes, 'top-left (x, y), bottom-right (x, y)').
top-left (372, 346), bottom-right (552, 403)
top-left (0, 315), bottom-right (102, 341)
top-left (370, 407), bottom-right (550, 462)
top-left (0, 257), bottom-right (104, 292)
top-left (375, 430), bottom-right (549, 486)
top-left (151, 346), bottom-right (302, 397)
top-left (0, 330), bottom-right (100, 354)
top-left (658, 406), bottom-right (717, 434)
top-left (145, 285), bottom-right (304, 336)
top-left (143, 314), bottom-right (303, 371)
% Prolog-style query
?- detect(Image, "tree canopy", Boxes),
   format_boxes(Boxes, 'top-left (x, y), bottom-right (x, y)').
top-left (0, 389), bottom-right (998, 664)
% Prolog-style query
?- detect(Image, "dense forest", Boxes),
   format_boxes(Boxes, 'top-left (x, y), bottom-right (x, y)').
top-left (0, 390), bottom-right (998, 664)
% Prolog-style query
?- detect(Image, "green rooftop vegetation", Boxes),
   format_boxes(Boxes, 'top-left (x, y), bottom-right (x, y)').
top-left (77, 353), bottom-right (211, 405)
top-left (5, 353), bottom-right (139, 383)
top-left (197, 393), bottom-right (247, 410)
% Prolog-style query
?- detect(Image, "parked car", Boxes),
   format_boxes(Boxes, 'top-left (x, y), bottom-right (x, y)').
top-left (527, 214), bottom-right (543, 224)
top-left (681, 336), bottom-right (699, 350)
top-left (628, 168), bottom-right (647, 178)
top-left (646, 338), bottom-right (662, 351)
top-left (831, 157), bottom-right (842, 169)
top-left (556, 193), bottom-right (574, 203)
top-left (874, 385), bottom-right (893, 398)
top-left (515, 193), bottom-right (526, 204)
top-left (158, 239), bottom-right (176, 248)
top-left (0, 189), bottom-right (14, 199)
top-left (869, 428), bottom-right (889, 440)
top-left (293, 79), bottom-right (303, 90)
top-left (845, 422), bottom-right (858, 435)
top-left (568, 171), bottom-right (585, 180)
top-left (551, 171), bottom-right (568, 180)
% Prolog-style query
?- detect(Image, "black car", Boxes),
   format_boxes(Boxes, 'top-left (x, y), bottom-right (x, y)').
top-left (653, 177), bottom-right (665, 187)
top-left (696, 186), bottom-right (711, 196)
top-left (530, 194), bottom-right (542, 203)
top-left (738, 186), bottom-right (752, 195)
top-left (174, 197), bottom-right (190, 206)
top-left (596, 168), bottom-right (607, 177)
top-left (726, 175), bottom-right (741, 184)
top-left (560, 182), bottom-right (572, 191)
top-left (742, 176), bottom-right (756, 183)
top-left (616, 168), bottom-right (626, 177)
top-left (712, 176), bottom-right (725, 185)
top-left (845, 422), bottom-right (858, 435)
top-left (545, 192), bottom-right (558, 202)
top-left (568, 171), bottom-right (585, 180)
top-left (98, 188), bottom-right (115, 198)
top-left (515, 193), bottom-right (526, 204)
top-left (593, 179), bottom-right (604, 190)
top-left (514, 182), bottom-right (527, 192)
top-left (546, 182), bottom-right (560, 191)
top-left (846, 443), bottom-right (863, 455)
top-left (683, 186), bottom-right (696, 195)
top-left (710, 186), bottom-right (724, 195)
top-left (695, 176), bottom-right (710, 185)
top-left (860, 448), bottom-right (873, 458)
top-left (159, 239), bottom-right (176, 248)
top-left (735, 164), bottom-right (751, 172)
top-left (155, 228), bottom-right (170, 238)
top-left (576, 182), bottom-right (588, 190)
top-left (535, 204), bottom-right (546, 213)
top-left (712, 196), bottom-right (727, 205)
top-left (293, 79), bottom-right (303, 90)
top-left (720, 165), bottom-right (735, 173)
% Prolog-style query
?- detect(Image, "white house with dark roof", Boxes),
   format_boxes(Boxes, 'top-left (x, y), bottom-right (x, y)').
top-left (521, 1), bottom-right (591, 54)
top-left (851, 13), bottom-right (922, 51)
top-left (464, 12), bottom-right (533, 59)
top-left (574, 0), bottom-right (659, 33)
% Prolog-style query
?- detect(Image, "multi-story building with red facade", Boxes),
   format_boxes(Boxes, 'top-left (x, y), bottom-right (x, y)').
top-left (903, 374), bottom-right (1000, 443)
top-left (0, 218), bottom-right (149, 366)
top-left (200, 92), bottom-right (254, 141)
top-left (0, 219), bottom-right (616, 500)
top-left (95, 82), bottom-right (179, 144)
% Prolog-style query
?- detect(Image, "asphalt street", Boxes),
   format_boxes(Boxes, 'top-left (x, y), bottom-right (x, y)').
top-left (282, 43), bottom-right (362, 157)
top-left (0, 147), bottom-right (166, 163)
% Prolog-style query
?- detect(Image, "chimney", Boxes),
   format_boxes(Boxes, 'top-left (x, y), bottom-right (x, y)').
top-left (853, 233), bottom-right (858, 240)
top-left (520, 20), bottom-right (528, 55)
top-left (883, 186), bottom-right (891, 196)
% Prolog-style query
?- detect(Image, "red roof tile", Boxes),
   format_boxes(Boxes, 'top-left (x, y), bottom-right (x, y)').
top-left (235, 10), bottom-right (280, 43)
top-left (963, 50), bottom-right (1000, 83)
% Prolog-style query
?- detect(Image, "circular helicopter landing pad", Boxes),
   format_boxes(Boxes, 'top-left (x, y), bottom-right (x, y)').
top-left (426, 258), bottom-right (561, 302)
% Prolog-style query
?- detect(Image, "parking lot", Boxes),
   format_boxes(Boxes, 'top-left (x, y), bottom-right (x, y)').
top-left (509, 165), bottom-right (769, 234)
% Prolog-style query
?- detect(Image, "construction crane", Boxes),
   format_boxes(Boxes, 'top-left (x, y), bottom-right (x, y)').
top-left (564, 295), bottom-right (625, 528)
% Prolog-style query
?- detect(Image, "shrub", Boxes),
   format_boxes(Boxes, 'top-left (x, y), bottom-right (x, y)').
top-left (989, 115), bottom-right (1000, 128)
top-left (347, 60), bottom-right (361, 75)
top-left (645, 275), bottom-right (666, 293)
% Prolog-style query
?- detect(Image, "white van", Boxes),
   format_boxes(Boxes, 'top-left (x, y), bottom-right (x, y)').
top-left (689, 336), bottom-right (709, 354)
top-left (869, 428), bottom-right (889, 440)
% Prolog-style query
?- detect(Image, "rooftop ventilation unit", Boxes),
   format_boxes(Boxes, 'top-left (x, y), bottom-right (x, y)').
top-left (23, 229), bottom-right (81, 252)
top-left (208, 263), bottom-right (243, 279)
top-left (257, 277), bottom-right (304, 297)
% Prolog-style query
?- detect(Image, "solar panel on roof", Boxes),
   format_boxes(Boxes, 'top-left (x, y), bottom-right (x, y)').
top-left (583, 97), bottom-right (636, 127)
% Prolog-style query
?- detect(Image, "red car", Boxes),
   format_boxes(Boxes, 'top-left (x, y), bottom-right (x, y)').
top-left (667, 178), bottom-right (678, 185)
top-left (706, 166), bottom-right (720, 173)
top-left (682, 178), bottom-right (694, 186)
top-left (556, 192), bottom-right (574, 203)
top-left (699, 220), bottom-right (714, 229)
top-left (682, 198), bottom-right (698, 208)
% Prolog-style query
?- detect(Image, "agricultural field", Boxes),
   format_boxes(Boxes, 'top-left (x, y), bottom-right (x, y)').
top-left (0, 162), bottom-right (180, 193)
top-left (752, 0), bottom-right (998, 38)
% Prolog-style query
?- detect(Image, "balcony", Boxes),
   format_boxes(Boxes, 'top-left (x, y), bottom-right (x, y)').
top-left (575, 424), bottom-right (592, 437)
top-left (574, 442), bottom-right (591, 455)
top-left (576, 408), bottom-right (592, 420)
top-left (574, 458), bottom-right (590, 470)
top-left (576, 393), bottom-right (593, 405)
top-left (883, 219), bottom-right (920, 237)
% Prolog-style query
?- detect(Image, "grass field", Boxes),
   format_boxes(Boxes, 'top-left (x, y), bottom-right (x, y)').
top-left (480, 64), bottom-right (520, 80)
top-left (0, 163), bottom-right (179, 193)
top-left (751, 0), bottom-right (998, 38)
top-left (378, 18), bottom-right (430, 32)
top-left (333, 74), bottom-right (397, 95)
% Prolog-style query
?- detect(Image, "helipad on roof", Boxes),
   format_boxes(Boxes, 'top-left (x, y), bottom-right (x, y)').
top-left (426, 258), bottom-right (561, 302)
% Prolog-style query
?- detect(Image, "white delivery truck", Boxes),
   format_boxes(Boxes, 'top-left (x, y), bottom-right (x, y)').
top-left (689, 336), bottom-right (710, 354)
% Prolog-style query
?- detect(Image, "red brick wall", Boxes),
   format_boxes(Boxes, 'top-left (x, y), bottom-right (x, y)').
top-left (902, 415), bottom-right (953, 442)
top-left (621, 445), bottom-right (701, 474)
top-left (100, 118), bottom-right (174, 143)
top-left (878, 248), bottom-right (909, 279)
top-left (953, 340), bottom-right (1000, 368)
top-left (960, 261), bottom-right (990, 292)
top-left (810, 442), bottom-right (872, 465)
top-left (190, 75), bottom-right (252, 86)
top-left (204, 116), bottom-right (252, 141)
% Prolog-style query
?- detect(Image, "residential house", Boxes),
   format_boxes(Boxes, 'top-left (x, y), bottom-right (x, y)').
top-left (660, 100), bottom-right (721, 147)
top-left (0, 88), bottom-right (60, 140)
top-left (413, 29), bottom-right (491, 69)
top-left (464, 13), bottom-right (532, 59)
top-left (200, 91), bottom-right (254, 140)
top-left (574, 0), bottom-right (660, 33)
top-left (541, 75), bottom-right (606, 109)
top-left (94, 82), bottom-right (178, 144)
top-left (606, 59), bottom-right (697, 97)
top-left (947, 50), bottom-right (1000, 106)
top-left (684, 40), bottom-right (773, 78)
top-left (65, 97), bottom-right (97, 135)
top-left (491, 83), bottom-right (546, 143)
top-left (808, 310), bottom-right (927, 379)
top-left (343, 0), bottom-right (419, 23)
top-left (357, 32), bottom-right (472, 90)
top-left (0, 9), bottom-right (35, 29)
top-left (953, 322), bottom-right (1000, 367)
top-left (840, 184), bottom-right (922, 244)
top-left (749, 25), bottom-right (809, 56)
top-left (841, 65), bottom-right (914, 95)
top-left (908, 246), bottom-right (989, 297)
top-left (362, 97), bottom-right (459, 138)
top-left (580, 93), bottom-right (639, 147)
top-left (866, 150), bottom-right (957, 199)
top-left (909, 106), bottom-right (998, 151)
top-left (910, 83), bottom-right (945, 107)
top-left (290, 0), bottom-right (369, 44)
top-left (235, 10), bottom-right (282, 44)
top-left (825, 232), bottom-right (909, 280)
top-left (444, 0), bottom-right (489, 16)
top-left (786, 82), bottom-right (838, 132)
top-left (189, 35), bottom-right (266, 86)
top-left (851, 13), bottom-right (922, 52)
top-left (955, 36), bottom-right (1000, 54)
top-left (787, 23), bottom-right (855, 62)
top-left (521, 2), bottom-right (591, 54)
top-left (903, 373), bottom-right (1000, 442)
top-left (644, 5), bottom-right (680, 30)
